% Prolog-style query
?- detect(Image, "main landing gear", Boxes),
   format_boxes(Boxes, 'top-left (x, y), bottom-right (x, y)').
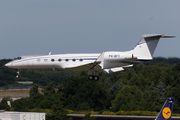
top-left (88, 69), bottom-right (100, 81)
top-left (88, 75), bottom-right (99, 81)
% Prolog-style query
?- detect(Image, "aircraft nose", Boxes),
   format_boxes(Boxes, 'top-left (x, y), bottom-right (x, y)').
top-left (5, 62), bottom-right (12, 68)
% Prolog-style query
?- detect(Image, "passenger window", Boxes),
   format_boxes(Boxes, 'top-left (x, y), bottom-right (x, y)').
top-left (51, 59), bottom-right (55, 62)
top-left (44, 59), bottom-right (48, 62)
top-left (72, 59), bottom-right (76, 62)
top-left (65, 59), bottom-right (69, 62)
top-left (79, 58), bottom-right (83, 62)
top-left (37, 59), bottom-right (41, 62)
top-left (58, 59), bottom-right (62, 62)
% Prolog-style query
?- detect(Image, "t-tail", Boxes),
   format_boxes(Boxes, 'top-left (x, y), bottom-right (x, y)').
top-left (132, 34), bottom-right (175, 61)
top-left (155, 97), bottom-right (174, 120)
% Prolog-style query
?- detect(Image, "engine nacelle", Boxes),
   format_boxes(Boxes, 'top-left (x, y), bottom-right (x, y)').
top-left (104, 52), bottom-right (135, 62)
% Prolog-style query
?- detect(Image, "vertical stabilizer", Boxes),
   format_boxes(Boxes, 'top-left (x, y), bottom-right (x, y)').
top-left (155, 97), bottom-right (174, 120)
top-left (132, 34), bottom-right (174, 60)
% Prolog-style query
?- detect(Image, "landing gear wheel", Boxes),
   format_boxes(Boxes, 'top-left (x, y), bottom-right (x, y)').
top-left (16, 75), bottom-right (20, 78)
top-left (88, 75), bottom-right (94, 80)
top-left (16, 70), bottom-right (20, 78)
top-left (94, 76), bottom-right (99, 81)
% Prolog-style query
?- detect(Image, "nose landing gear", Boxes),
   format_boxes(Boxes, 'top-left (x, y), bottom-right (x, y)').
top-left (16, 70), bottom-right (20, 78)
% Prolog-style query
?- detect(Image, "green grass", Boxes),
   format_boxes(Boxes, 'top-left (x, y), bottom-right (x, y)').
top-left (0, 89), bottom-right (29, 96)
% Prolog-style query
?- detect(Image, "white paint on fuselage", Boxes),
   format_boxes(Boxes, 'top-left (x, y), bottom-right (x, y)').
top-left (5, 34), bottom-right (172, 76)
top-left (6, 53), bottom-right (100, 70)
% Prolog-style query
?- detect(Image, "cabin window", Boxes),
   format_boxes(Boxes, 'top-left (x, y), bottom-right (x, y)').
top-left (65, 59), bottom-right (69, 62)
top-left (58, 59), bottom-right (62, 62)
top-left (72, 59), bottom-right (76, 62)
top-left (79, 58), bottom-right (83, 62)
top-left (44, 59), bottom-right (48, 62)
top-left (37, 59), bottom-right (41, 62)
top-left (51, 59), bottom-right (55, 62)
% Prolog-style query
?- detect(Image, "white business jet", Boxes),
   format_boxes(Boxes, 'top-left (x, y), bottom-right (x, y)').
top-left (5, 34), bottom-right (174, 80)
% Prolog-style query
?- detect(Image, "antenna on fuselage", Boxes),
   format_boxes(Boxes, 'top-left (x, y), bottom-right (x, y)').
top-left (49, 52), bottom-right (51, 55)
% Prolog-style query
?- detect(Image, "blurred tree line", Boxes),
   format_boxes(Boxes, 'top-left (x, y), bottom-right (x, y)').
top-left (1, 57), bottom-right (180, 119)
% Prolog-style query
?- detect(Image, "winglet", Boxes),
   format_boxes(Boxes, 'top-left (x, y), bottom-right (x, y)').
top-left (95, 52), bottom-right (105, 63)
top-left (155, 97), bottom-right (174, 120)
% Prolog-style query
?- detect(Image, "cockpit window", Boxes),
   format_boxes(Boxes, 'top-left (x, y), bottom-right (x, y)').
top-left (14, 57), bottom-right (21, 60)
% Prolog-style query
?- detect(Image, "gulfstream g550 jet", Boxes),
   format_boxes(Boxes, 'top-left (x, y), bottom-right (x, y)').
top-left (5, 34), bottom-right (174, 80)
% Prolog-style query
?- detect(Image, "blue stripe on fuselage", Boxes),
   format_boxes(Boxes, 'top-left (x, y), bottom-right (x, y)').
top-left (11, 57), bottom-right (98, 64)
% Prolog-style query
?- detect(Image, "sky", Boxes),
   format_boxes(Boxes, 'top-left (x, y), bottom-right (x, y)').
top-left (0, 0), bottom-right (180, 59)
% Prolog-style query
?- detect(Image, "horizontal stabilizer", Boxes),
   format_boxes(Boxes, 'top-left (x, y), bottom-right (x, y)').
top-left (142, 34), bottom-right (175, 38)
top-left (161, 35), bottom-right (175, 38)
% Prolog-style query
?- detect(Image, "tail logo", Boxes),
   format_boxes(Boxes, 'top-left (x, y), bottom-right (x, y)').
top-left (162, 107), bottom-right (171, 119)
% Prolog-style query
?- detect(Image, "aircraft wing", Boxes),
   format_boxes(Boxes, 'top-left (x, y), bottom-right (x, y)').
top-left (95, 52), bottom-right (105, 63)
top-left (65, 62), bottom-right (95, 71)
top-left (66, 52), bottom-right (138, 73)
top-left (65, 52), bottom-right (105, 71)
